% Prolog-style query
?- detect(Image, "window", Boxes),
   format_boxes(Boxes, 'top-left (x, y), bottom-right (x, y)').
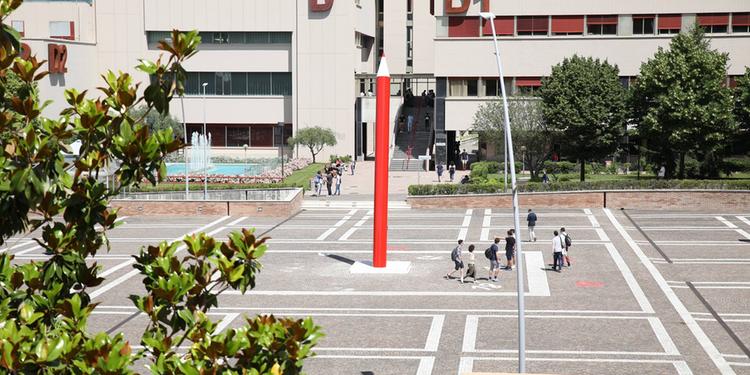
top-left (632, 15), bottom-right (655, 34)
top-left (658, 14), bottom-right (681, 34)
top-left (698, 13), bottom-right (729, 33)
top-left (11, 20), bottom-right (23, 37)
top-left (515, 77), bottom-right (542, 96)
top-left (147, 31), bottom-right (292, 45)
top-left (215, 72), bottom-right (231, 95)
top-left (251, 125), bottom-right (273, 147)
top-left (448, 78), bottom-right (478, 96)
top-left (732, 13), bottom-right (750, 33)
top-left (248, 73), bottom-right (271, 95)
top-left (271, 72), bottom-right (292, 96)
top-left (467, 79), bottom-right (478, 96)
top-left (231, 73), bottom-right (247, 95)
top-left (49, 21), bottom-right (74, 40)
top-left (587, 15), bottom-right (617, 35)
top-left (147, 31), bottom-right (172, 44)
top-left (273, 124), bottom-right (293, 146)
top-left (517, 16), bottom-right (548, 36)
top-left (178, 72), bottom-right (291, 96)
top-left (212, 32), bottom-right (229, 44)
top-left (483, 78), bottom-right (514, 96)
top-left (448, 17), bottom-right (480, 37)
top-left (482, 16), bottom-right (515, 36)
top-left (551, 15), bottom-right (584, 35)
top-left (226, 126), bottom-right (250, 147)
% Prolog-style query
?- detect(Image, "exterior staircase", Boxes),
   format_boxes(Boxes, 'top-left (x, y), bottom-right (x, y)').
top-left (390, 98), bottom-right (433, 172)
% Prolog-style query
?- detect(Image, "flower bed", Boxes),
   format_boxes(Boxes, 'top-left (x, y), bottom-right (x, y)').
top-left (165, 158), bottom-right (311, 184)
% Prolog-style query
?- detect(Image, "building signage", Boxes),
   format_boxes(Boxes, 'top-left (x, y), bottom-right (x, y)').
top-left (310, 0), bottom-right (334, 12)
top-left (48, 44), bottom-right (68, 74)
top-left (445, 0), bottom-right (491, 14)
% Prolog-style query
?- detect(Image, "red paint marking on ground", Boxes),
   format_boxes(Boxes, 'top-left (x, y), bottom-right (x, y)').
top-left (576, 281), bottom-right (605, 288)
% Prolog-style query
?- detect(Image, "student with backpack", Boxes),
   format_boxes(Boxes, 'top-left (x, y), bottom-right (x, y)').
top-left (560, 227), bottom-right (572, 267)
top-left (464, 245), bottom-right (477, 283)
top-left (485, 237), bottom-right (501, 281)
top-left (526, 209), bottom-right (537, 242)
top-left (552, 230), bottom-right (564, 272)
top-left (445, 239), bottom-right (464, 282)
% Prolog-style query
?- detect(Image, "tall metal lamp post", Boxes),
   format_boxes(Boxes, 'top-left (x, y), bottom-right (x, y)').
top-left (276, 122), bottom-right (285, 180)
top-left (180, 93), bottom-right (189, 199)
top-left (480, 11), bottom-right (527, 373)
top-left (202, 82), bottom-right (208, 200)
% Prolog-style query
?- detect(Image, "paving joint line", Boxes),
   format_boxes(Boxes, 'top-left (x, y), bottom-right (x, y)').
top-left (686, 281), bottom-right (750, 361)
top-left (621, 209), bottom-right (673, 264)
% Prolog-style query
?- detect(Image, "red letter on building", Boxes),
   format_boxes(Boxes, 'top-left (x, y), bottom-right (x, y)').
top-left (310, 0), bottom-right (334, 12)
top-left (48, 44), bottom-right (68, 74)
top-left (445, 0), bottom-right (491, 14)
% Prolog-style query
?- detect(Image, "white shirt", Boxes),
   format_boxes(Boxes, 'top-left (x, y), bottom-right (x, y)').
top-left (552, 235), bottom-right (564, 253)
top-left (467, 252), bottom-right (476, 265)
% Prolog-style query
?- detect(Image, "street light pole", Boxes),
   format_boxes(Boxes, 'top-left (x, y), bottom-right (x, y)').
top-left (202, 82), bottom-right (208, 201)
top-left (481, 11), bottom-right (526, 373)
top-left (180, 94), bottom-right (189, 199)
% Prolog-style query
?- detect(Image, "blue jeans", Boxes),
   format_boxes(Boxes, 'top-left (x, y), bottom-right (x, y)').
top-left (553, 252), bottom-right (564, 271)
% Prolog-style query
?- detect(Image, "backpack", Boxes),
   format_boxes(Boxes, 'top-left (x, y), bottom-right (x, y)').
top-left (564, 234), bottom-right (572, 247)
top-left (451, 247), bottom-right (459, 261)
top-left (484, 247), bottom-right (493, 260)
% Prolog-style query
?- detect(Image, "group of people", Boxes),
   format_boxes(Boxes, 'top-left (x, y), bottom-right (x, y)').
top-left (445, 208), bottom-right (573, 283)
top-left (312, 158), bottom-right (356, 196)
top-left (435, 161), bottom-right (471, 184)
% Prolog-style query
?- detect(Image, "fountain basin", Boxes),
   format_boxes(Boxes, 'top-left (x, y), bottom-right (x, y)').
top-left (166, 163), bottom-right (275, 177)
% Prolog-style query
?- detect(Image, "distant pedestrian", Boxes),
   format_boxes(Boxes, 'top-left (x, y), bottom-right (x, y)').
top-left (460, 150), bottom-right (469, 170)
top-left (436, 162), bottom-right (444, 182)
top-left (449, 163), bottom-right (456, 182)
top-left (526, 209), bottom-right (537, 242)
top-left (504, 230), bottom-right (516, 270)
top-left (488, 237), bottom-right (501, 281)
top-left (464, 245), bottom-right (477, 283)
top-left (350, 159), bottom-right (356, 175)
top-left (407, 114), bottom-right (414, 133)
top-left (326, 170), bottom-right (333, 196)
top-left (424, 112), bottom-right (431, 131)
top-left (552, 230), bottom-right (564, 272)
top-left (542, 171), bottom-right (549, 184)
top-left (446, 239), bottom-right (464, 282)
top-left (334, 170), bottom-right (342, 195)
top-left (560, 227), bottom-right (571, 267)
top-left (313, 171), bottom-right (323, 196)
top-left (658, 166), bottom-right (666, 179)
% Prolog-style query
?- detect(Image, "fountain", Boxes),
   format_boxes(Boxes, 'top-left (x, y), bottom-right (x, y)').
top-left (189, 131), bottom-right (213, 173)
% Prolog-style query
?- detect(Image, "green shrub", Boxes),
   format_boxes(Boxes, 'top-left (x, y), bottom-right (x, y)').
top-left (543, 161), bottom-right (577, 174)
top-left (722, 158), bottom-right (750, 174)
top-left (498, 162), bottom-right (523, 172)
top-left (589, 162), bottom-right (605, 174)
top-left (470, 161), bottom-right (501, 179)
top-left (329, 154), bottom-right (352, 163)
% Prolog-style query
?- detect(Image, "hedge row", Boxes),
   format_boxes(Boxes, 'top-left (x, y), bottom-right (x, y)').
top-left (134, 182), bottom-right (306, 193)
top-left (408, 179), bottom-right (750, 196)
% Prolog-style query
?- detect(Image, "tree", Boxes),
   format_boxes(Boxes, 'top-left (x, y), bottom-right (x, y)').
top-left (631, 26), bottom-right (736, 179)
top-left (472, 97), bottom-right (550, 178)
top-left (735, 67), bottom-right (750, 150)
top-left (288, 126), bottom-right (337, 163)
top-left (540, 55), bottom-right (627, 181)
top-left (130, 105), bottom-right (183, 140)
top-left (0, 4), bottom-right (319, 373)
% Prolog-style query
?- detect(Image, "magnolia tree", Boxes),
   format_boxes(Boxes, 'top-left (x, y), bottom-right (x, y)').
top-left (0, 1), bottom-right (319, 373)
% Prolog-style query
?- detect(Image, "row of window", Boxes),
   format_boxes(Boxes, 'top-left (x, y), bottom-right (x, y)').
top-left (180, 72), bottom-right (292, 96)
top-left (11, 20), bottom-right (75, 39)
top-left (447, 13), bottom-right (750, 37)
top-left (448, 76), bottom-right (743, 97)
top-left (186, 124), bottom-right (292, 148)
top-left (146, 31), bottom-right (292, 45)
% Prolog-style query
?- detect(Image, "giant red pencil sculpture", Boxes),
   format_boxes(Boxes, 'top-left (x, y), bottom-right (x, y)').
top-left (373, 56), bottom-right (390, 268)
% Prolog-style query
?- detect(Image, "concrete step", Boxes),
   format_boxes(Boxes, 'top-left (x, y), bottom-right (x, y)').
top-left (302, 200), bottom-right (411, 209)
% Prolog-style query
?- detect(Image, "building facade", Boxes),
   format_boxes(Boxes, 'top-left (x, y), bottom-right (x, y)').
top-left (13, 0), bottom-right (750, 163)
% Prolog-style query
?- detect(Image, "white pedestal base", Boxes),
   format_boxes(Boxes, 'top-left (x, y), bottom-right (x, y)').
top-left (349, 261), bottom-right (412, 274)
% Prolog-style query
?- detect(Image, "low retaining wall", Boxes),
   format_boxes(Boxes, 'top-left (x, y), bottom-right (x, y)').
top-left (407, 190), bottom-right (750, 211)
top-left (110, 189), bottom-right (303, 216)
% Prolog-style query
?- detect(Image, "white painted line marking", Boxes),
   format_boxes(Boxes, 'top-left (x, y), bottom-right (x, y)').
top-left (354, 216), bottom-right (370, 227)
top-left (457, 228), bottom-right (468, 241)
top-left (316, 228), bottom-right (337, 241)
top-left (424, 315), bottom-right (444, 351)
top-left (717, 216), bottom-right (738, 228)
top-left (317, 210), bottom-right (358, 241)
top-left (14, 245), bottom-right (42, 256)
top-left (339, 228), bottom-right (358, 241)
top-left (227, 216), bottom-right (248, 226)
top-left (604, 208), bottom-right (734, 375)
top-left (695, 318), bottom-right (750, 323)
top-left (98, 259), bottom-right (137, 278)
top-left (727, 362), bottom-right (750, 367)
top-left (416, 357), bottom-right (435, 375)
top-left (723, 354), bottom-right (750, 358)
top-left (457, 357), bottom-right (474, 375)
top-left (89, 216), bottom-right (232, 300)
top-left (587, 214), bottom-right (601, 228)
top-left (649, 317), bottom-right (681, 355)
top-left (736, 216), bottom-right (750, 227)
top-left (215, 313), bottom-right (239, 334)
top-left (584, 208), bottom-right (592, 215)
top-left (224, 290), bottom-right (544, 297)
top-left (596, 228), bottom-right (610, 241)
top-left (735, 229), bottom-right (750, 240)
top-left (526, 252), bottom-right (550, 297)
top-left (465, 356), bottom-right (692, 364)
top-left (462, 315), bottom-right (478, 352)
top-left (673, 361), bottom-right (695, 375)
top-left (462, 209), bottom-right (473, 227)
top-left (6, 240), bottom-right (37, 252)
top-left (472, 349), bottom-right (677, 356)
top-left (479, 228), bottom-right (490, 241)
top-left (482, 210), bottom-right (492, 227)
top-left (605, 243), bottom-right (654, 313)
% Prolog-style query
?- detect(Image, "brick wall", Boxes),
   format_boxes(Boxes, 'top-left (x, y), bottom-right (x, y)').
top-left (408, 190), bottom-right (750, 211)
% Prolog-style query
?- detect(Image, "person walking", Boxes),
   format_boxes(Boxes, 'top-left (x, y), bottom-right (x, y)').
top-left (350, 159), bottom-right (356, 175)
top-left (424, 112), bottom-right (431, 131)
top-left (552, 230), bottom-right (564, 272)
top-left (504, 229), bottom-right (516, 270)
top-left (526, 209), bottom-right (537, 242)
top-left (436, 162), bottom-right (445, 182)
top-left (407, 114), bottom-right (414, 133)
top-left (449, 163), bottom-right (456, 182)
top-left (334, 170), bottom-right (342, 195)
top-left (464, 244), bottom-right (477, 283)
top-left (542, 171), bottom-right (549, 184)
top-left (488, 237), bottom-right (501, 281)
top-left (460, 149), bottom-right (469, 170)
top-left (445, 239), bottom-right (464, 282)
top-left (313, 171), bottom-right (323, 196)
top-left (560, 227), bottom-right (572, 267)
top-left (325, 169), bottom-right (334, 196)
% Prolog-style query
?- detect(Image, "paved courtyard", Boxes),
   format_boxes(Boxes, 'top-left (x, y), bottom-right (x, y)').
top-left (3, 203), bottom-right (750, 375)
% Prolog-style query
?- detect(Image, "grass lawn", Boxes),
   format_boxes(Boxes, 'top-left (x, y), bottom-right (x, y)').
top-left (282, 163), bottom-right (325, 186)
